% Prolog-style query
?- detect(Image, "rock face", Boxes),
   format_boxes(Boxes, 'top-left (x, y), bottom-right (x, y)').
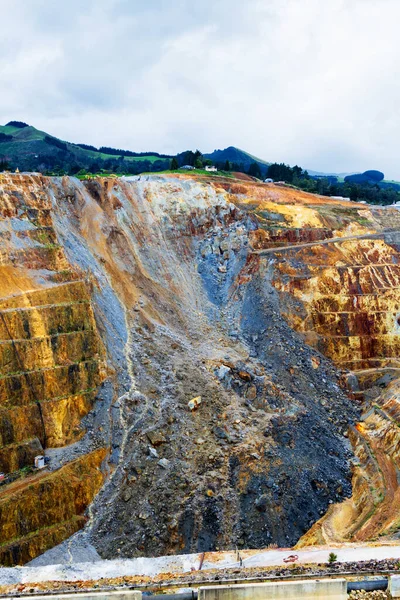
top-left (0, 172), bottom-right (397, 564)
top-left (241, 185), bottom-right (400, 546)
top-left (0, 449), bottom-right (106, 566)
top-left (0, 174), bottom-right (108, 563)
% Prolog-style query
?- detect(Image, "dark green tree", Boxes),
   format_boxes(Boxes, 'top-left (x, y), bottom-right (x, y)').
top-left (183, 151), bottom-right (196, 166)
top-left (170, 157), bottom-right (179, 170)
top-left (89, 161), bottom-right (101, 173)
top-left (316, 178), bottom-right (330, 196)
top-left (6, 121), bottom-right (28, 128)
top-left (349, 185), bottom-right (358, 201)
top-left (69, 163), bottom-right (82, 175)
top-left (328, 552), bottom-right (337, 564)
top-left (248, 162), bottom-right (262, 178)
top-left (224, 160), bottom-right (230, 171)
top-left (267, 162), bottom-right (294, 182)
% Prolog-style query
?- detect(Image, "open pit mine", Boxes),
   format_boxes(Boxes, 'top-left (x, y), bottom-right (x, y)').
top-left (0, 171), bottom-right (399, 576)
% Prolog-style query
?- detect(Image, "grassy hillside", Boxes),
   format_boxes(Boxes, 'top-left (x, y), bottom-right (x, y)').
top-left (1, 124), bottom-right (396, 201)
top-left (0, 122), bottom-right (171, 175)
top-left (0, 123), bottom-right (273, 178)
top-left (203, 145), bottom-right (270, 175)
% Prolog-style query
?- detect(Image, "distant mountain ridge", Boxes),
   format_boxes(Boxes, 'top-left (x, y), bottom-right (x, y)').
top-left (344, 170), bottom-right (385, 184)
top-left (0, 122), bottom-right (172, 174)
top-left (307, 169), bottom-right (353, 178)
top-left (0, 122), bottom-right (272, 176)
top-left (0, 121), bottom-right (388, 183)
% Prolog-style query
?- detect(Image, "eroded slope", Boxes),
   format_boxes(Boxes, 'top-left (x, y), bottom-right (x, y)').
top-left (47, 174), bottom-right (355, 557)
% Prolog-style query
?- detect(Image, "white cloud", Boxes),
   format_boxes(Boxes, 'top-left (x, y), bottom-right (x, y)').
top-left (0, 0), bottom-right (399, 177)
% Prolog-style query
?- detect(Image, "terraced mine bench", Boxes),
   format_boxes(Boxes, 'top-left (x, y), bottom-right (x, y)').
top-left (0, 173), bottom-right (107, 564)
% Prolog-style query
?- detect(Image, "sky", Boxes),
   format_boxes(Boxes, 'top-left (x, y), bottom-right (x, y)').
top-left (1, 0), bottom-right (400, 178)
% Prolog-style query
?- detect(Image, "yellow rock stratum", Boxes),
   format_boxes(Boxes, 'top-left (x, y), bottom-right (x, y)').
top-left (0, 173), bottom-right (107, 564)
top-left (0, 449), bottom-right (106, 565)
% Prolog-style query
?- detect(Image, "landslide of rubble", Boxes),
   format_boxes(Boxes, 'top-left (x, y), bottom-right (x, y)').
top-left (2, 171), bottom-right (399, 564)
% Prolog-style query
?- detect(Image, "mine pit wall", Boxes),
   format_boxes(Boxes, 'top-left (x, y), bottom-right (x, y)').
top-left (264, 236), bottom-right (400, 371)
top-left (246, 195), bottom-right (400, 544)
top-left (17, 175), bottom-right (360, 558)
top-left (0, 448), bottom-right (106, 566)
top-left (0, 173), bottom-right (108, 564)
top-left (0, 279), bottom-right (105, 460)
top-left (248, 200), bottom-right (400, 373)
top-left (62, 175), bottom-right (357, 558)
top-left (0, 172), bottom-right (389, 563)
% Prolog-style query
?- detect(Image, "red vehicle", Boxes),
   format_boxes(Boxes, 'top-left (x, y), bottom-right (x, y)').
top-left (283, 554), bottom-right (299, 563)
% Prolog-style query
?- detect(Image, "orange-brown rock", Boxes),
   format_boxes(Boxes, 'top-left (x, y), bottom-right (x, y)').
top-left (220, 178), bottom-right (400, 546)
top-left (0, 173), bottom-right (108, 565)
top-left (0, 449), bottom-right (106, 565)
top-left (0, 171), bottom-right (398, 563)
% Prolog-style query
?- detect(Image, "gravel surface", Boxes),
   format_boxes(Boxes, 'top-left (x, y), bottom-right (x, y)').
top-left (349, 592), bottom-right (391, 599)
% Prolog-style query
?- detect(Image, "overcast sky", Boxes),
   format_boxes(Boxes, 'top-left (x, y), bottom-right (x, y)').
top-left (1, 0), bottom-right (399, 177)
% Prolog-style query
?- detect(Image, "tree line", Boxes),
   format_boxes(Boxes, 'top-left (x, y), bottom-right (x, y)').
top-left (1, 134), bottom-right (398, 205)
top-left (265, 162), bottom-right (400, 205)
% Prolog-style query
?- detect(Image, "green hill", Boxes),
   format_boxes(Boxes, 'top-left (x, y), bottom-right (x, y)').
top-left (3, 121), bottom-right (391, 188)
top-left (0, 122), bottom-right (172, 175)
top-left (203, 146), bottom-right (270, 175)
top-left (0, 124), bottom-right (271, 178)
top-left (344, 170), bottom-right (385, 184)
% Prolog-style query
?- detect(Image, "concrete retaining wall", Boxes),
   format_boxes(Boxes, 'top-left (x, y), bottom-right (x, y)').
top-left (198, 578), bottom-right (347, 600)
top-left (389, 575), bottom-right (400, 597)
